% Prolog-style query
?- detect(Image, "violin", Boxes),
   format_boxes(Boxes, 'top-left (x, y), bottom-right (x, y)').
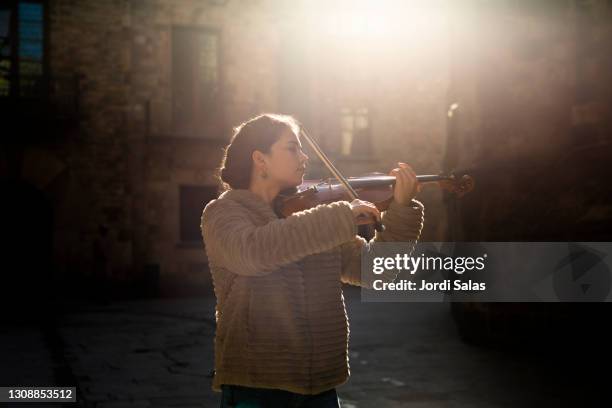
top-left (279, 172), bottom-right (475, 218)
top-left (277, 127), bottom-right (475, 230)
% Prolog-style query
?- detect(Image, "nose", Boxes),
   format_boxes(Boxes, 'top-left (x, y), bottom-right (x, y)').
top-left (300, 151), bottom-right (309, 164)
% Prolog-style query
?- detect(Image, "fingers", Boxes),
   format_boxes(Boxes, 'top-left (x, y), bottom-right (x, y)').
top-left (392, 163), bottom-right (416, 179)
top-left (359, 202), bottom-right (381, 223)
top-left (398, 162), bottom-right (418, 193)
top-left (350, 199), bottom-right (381, 225)
top-left (355, 210), bottom-right (380, 225)
top-left (390, 162), bottom-right (421, 203)
top-left (366, 204), bottom-right (381, 223)
top-left (398, 162), bottom-right (417, 180)
top-left (391, 164), bottom-right (411, 189)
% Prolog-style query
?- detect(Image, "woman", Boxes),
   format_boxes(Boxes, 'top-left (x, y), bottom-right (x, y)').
top-left (201, 113), bottom-right (424, 407)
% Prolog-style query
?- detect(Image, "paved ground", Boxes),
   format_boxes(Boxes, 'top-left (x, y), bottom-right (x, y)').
top-left (0, 321), bottom-right (75, 408)
top-left (2, 286), bottom-right (609, 407)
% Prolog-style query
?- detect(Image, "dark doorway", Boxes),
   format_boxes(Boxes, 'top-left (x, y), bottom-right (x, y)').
top-left (1, 180), bottom-right (54, 324)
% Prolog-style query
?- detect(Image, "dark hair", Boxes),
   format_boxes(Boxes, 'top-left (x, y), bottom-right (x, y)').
top-left (216, 113), bottom-right (301, 192)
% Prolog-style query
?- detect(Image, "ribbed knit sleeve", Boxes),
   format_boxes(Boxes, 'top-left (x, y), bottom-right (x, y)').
top-left (201, 199), bottom-right (357, 276)
top-left (340, 198), bottom-right (424, 288)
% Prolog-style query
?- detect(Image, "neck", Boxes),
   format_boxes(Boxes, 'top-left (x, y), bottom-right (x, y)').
top-left (249, 180), bottom-right (281, 205)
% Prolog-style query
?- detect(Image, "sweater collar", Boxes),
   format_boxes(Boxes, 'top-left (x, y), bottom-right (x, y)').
top-left (219, 189), bottom-right (279, 220)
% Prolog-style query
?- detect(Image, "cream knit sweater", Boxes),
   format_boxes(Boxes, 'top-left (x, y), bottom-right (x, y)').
top-left (200, 188), bottom-right (424, 395)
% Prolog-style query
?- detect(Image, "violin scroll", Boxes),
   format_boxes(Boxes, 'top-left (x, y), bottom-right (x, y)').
top-left (435, 174), bottom-right (475, 198)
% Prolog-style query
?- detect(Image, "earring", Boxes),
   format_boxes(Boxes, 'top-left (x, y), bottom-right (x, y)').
top-left (261, 168), bottom-right (268, 179)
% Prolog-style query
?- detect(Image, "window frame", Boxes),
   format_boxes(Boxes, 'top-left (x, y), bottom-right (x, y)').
top-left (0, 0), bottom-right (49, 100)
top-left (170, 25), bottom-right (224, 139)
top-left (339, 106), bottom-right (372, 158)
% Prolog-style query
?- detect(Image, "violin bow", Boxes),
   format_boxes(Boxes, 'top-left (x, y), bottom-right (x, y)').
top-left (299, 128), bottom-right (385, 232)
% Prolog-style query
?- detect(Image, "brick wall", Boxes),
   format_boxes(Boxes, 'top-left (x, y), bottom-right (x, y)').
top-left (9, 0), bottom-right (610, 295)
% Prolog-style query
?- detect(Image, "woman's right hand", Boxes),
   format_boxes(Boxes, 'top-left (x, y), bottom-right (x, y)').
top-left (350, 199), bottom-right (382, 226)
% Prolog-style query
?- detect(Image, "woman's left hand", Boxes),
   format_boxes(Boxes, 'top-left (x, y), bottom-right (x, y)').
top-left (389, 162), bottom-right (421, 205)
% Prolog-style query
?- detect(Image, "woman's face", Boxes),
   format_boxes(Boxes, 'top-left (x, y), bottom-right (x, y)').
top-left (261, 128), bottom-right (309, 188)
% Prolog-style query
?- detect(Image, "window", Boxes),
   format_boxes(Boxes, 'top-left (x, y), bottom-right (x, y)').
top-left (0, 1), bottom-right (46, 98)
top-left (179, 185), bottom-right (218, 243)
top-left (0, 5), bottom-right (11, 96)
top-left (340, 107), bottom-right (371, 156)
top-left (172, 27), bottom-right (224, 138)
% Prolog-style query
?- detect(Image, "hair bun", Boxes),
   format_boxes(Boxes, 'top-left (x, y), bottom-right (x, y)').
top-left (219, 166), bottom-right (229, 182)
top-left (220, 166), bottom-right (236, 186)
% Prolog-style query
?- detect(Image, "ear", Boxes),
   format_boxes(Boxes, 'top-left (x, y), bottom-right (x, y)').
top-left (252, 150), bottom-right (266, 169)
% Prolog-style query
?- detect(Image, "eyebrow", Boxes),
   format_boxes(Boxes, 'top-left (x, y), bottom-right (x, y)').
top-left (287, 141), bottom-right (302, 148)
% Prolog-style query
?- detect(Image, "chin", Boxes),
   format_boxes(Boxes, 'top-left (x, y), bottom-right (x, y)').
top-left (279, 170), bottom-right (305, 189)
top-left (282, 177), bottom-right (302, 189)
